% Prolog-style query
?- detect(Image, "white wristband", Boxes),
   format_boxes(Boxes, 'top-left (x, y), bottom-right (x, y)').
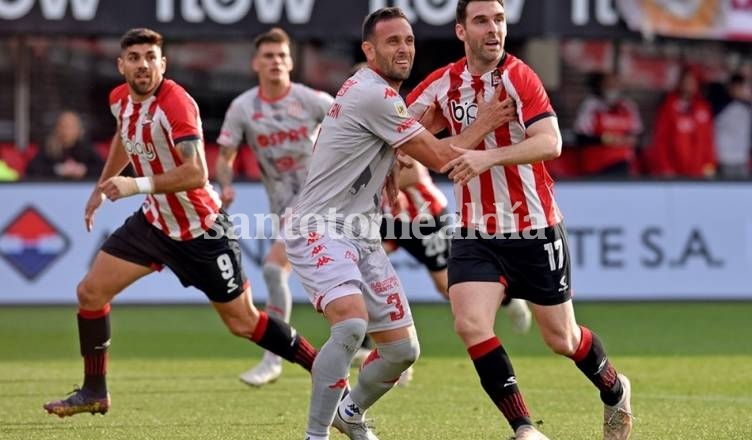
top-left (134, 177), bottom-right (154, 194)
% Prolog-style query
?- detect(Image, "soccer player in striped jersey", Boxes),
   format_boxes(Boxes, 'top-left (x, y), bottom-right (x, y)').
top-left (215, 28), bottom-right (334, 387)
top-left (407, 1), bottom-right (632, 439)
top-left (43, 28), bottom-right (318, 418)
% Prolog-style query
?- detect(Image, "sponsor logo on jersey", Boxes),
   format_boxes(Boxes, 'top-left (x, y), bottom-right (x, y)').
top-left (397, 118), bottom-right (418, 133)
top-left (384, 87), bottom-right (398, 99)
top-left (256, 126), bottom-right (309, 148)
top-left (337, 79), bottom-right (358, 97)
top-left (0, 206), bottom-right (70, 280)
top-left (124, 139), bottom-right (157, 161)
top-left (450, 100), bottom-right (477, 126)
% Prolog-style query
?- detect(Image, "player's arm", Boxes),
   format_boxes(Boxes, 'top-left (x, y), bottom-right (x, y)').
top-left (99, 138), bottom-right (208, 201)
top-left (84, 128), bottom-right (131, 231)
top-left (442, 116), bottom-right (562, 185)
top-left (215, 144), bottom-right (238, 208)
top-left (151, 138), bottom-right (208, 192)
top-left (400, 90), bottom-right (516, 171)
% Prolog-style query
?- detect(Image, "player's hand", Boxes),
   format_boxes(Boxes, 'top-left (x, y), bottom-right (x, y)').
top-left (475, 85), bottom-right (517, 131)
top-left (441, 144), bottom-right (495, 185)
top-left (221, 185), bottom-right (236, 209)
top-left (395, 150), bottom-right (413, 170)
top-left (84, 189), bottom-right (106, 232)
top-left (99, 176), bottom-right (139, 201)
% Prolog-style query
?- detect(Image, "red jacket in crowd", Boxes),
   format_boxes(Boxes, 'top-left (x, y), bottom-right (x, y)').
top-left (649, 92), bottom-right (716, 178)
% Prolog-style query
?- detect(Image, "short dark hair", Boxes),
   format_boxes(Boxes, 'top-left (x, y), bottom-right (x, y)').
top-left (362, 7), bottom-right (409, 42)
top-left (729, 73), bottom-right (747, 87)
top-left (456, 0), bottom-right (504, 24)
top-left (120, 28), bottom-right (163, 50)
top-left (254, 27), bottom-right (291, 50)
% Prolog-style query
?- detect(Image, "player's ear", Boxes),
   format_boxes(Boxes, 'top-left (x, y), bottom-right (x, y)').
top-left (361, 41), bottom-right (375, 61)
top-left (455, 23), bottom-right (466, 42)
top-left (117, 57), bottom-right (125, 75)
top-left (160, 56), bottom-right (167, 74)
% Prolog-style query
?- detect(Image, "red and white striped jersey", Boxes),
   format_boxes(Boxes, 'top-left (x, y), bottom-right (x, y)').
top-left (109, 79), bottom-right (221, 240)
top-left (407, 53), bottom-right (562, 234)
top-left (395, 163), bottom-right (448, 220)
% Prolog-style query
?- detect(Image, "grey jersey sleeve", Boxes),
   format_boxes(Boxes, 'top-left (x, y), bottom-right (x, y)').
top-left (216, 100), bottom-right (247, 150)
top-left (358, 85), bottom-right (425, 148)
top-left (304, 86), bottom-right (335, 123)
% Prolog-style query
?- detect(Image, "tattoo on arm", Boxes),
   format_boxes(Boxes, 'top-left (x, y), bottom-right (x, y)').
top-left (178, 139), bottom-right (201, 161)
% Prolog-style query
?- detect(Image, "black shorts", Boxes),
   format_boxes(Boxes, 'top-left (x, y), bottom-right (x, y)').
top-left (101, 210), bottom-right (247, 303)
top-left (447, 223), bottom-right (572, 306)
top-left (380, 211), bottom-right (450, 272)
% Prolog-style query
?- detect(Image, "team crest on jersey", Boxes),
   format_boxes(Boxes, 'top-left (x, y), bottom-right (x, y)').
top-left (491, 69), bottom-right (502, 87)
top-left (394, 102), bottom-right (408, 117)
top-left (287, 100), bottom-right (303, 118)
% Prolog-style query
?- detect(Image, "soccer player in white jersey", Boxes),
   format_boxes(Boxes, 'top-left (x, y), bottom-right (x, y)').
top-left (284, 8), bottom-right (516, 440)
top-left (43, 28), bottom-right (319, 418)
top-left (407, 1), bottom-right (632, 439)
top-left (216, 28), bottom-right (334, 387)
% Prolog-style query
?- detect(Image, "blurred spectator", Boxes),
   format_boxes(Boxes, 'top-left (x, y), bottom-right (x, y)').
top-left (0, 159), bottom-right (19, 181)
top-left (647, 67), bottom-right (716, 178)
top-left (713, 73), bottom-right (752, 179)
top-left (26, 110), bottom-right (103, 179)
top-left (573, 72), bottom-right (643, 176)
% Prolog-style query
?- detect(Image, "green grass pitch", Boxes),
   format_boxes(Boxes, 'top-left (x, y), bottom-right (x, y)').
top-left (1, 302), bottom-right (751, 439)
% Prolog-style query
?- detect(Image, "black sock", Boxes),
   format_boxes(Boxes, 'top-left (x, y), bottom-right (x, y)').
top-left (570, 326), bottom-right (623, 406)
top-left (250, 311), bottom-right (317, 371)
top-left (469, 336), bottom-right (531, 432)
top-left (78, 305), bottom-right (111, 396)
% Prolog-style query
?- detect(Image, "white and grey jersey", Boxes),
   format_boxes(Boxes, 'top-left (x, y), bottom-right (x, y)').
top-left (217, 82), bottom-right (334, 215)
top-left (290, 67), bottom-right (425, 243)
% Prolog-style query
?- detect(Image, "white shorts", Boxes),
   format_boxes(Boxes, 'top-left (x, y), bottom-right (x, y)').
top-left (284, 231), bottom-right (413, 333)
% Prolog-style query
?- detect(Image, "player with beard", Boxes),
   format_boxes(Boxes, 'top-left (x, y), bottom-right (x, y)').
top-left (408, 1), bottom-right (633, 439)
top-left (285, 8), bottom-right (516, 439)
top-left (43, 28), bottom-right (318, 418)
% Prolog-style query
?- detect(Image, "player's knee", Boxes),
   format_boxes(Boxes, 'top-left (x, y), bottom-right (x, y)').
top-left (542, 331), bottom-right (578, 356)
top-left (453, 315), bottom-right (486, 343)
top-left (379, 335), bottom-right (421, 368)
top-left (330, 318), bottom-right (368, 353)
top-left (226, 317), bottom-right (253, 339)
top-left (76, 277), bottom-right (102, 308)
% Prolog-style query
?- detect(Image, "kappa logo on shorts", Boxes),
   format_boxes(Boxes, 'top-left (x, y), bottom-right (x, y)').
top-left (307, 232), bottom-right (322, 245)
top-left (316, 256), bottom-right (334, 268)
top-left (0, 206), bottom-right (70, 280)
top-left (311, 244), bottom-right (326, 257)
